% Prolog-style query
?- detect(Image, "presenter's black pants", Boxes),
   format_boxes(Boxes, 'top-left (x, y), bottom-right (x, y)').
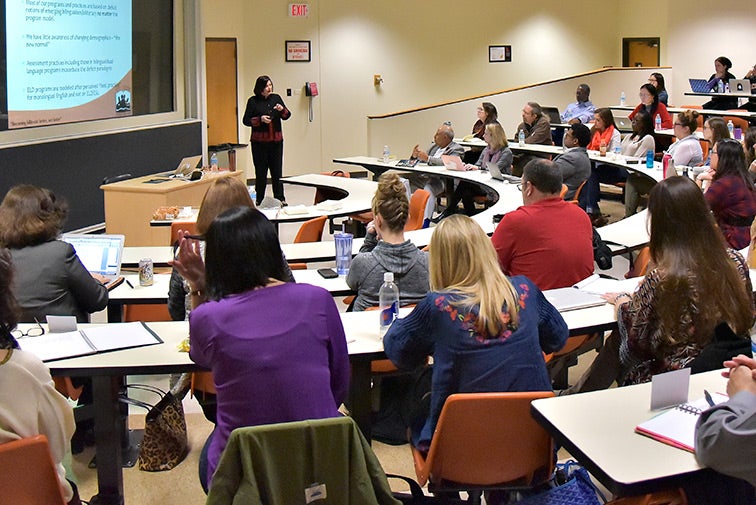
top-left (251, 141), bottom-right (285, 204)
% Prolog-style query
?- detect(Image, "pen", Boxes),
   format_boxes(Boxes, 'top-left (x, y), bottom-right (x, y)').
top-left (125, 280), bottom-right (135, 289)
top-left (704, 389), bottom-right (715, 407)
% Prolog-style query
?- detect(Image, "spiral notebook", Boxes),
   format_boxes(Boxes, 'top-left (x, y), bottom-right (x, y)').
top-left (635, 393), bottom-right (728, 452)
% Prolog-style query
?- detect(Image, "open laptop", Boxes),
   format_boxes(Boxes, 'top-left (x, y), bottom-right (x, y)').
top-left (441, 154), bottom-right (466, 171)
top-left (688, 78), bottom-right (711, 93)
top-left (543, 287), bottom-right (606, 312)
top-left (160, 155), bottom-right (203, 178)
top-left (61, 234), bottom-right (125, 290)
top-left (542, 106), bottom-right (562, 125)
top-left (729, 79), bottom-right (752, 94)
top-left (486, 161), bottom-right (521, 183)
top-left (614, 114), bottom-right (633, 132)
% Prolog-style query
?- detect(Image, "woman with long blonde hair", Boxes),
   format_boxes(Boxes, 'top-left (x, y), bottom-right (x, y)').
top-left (383, 215), bottom-right (567, 451)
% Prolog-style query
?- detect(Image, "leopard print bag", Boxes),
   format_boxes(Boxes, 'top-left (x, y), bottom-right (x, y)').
top-left (137, 390), bottom-right (189, 471)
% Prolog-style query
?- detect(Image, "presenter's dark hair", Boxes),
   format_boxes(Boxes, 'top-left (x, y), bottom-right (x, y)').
top-left (712, 139), bottom-right (752, 188)
top-left (0, 248), bottom-right (20, 350)
top-left (204, 206), bottom-right (287, 300)
top-left (570, 123), bottom-right (592, 148)
top-left (523, 159), bottom-right (562, 195)
top-left (0, 185), bottom-right (68, 248)
top-left (253, 75), bottom-right (273, 96)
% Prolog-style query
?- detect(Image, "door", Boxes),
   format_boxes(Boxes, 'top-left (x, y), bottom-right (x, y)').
top-left (623, 38), bottom-right (660, 67)
top-left (205, 38), bottom-right (239, 146)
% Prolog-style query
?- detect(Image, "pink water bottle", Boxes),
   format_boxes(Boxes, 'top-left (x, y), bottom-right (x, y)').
top-left (662, 153), bottom-right (673, 178)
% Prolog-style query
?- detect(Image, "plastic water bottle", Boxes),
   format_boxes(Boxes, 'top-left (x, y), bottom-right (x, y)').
top-left (518, 129), bottom-right (525, 146)
top-left (654, 114), bottom-right (662, 131)
top-left (382, 145), bottom-right (390, 164)
top-left (717, 80), bottom-right (724, 93)
top-left (248, 186), bottom-right (257, 204)
top-left (645, 149), bottom-right (654, 169)
top-left (210, 152), bottom-right (219, 171)
top-left (620, 91), bottom-right (626, 106)
top-left (378, 272), bottom-right (399, 338)
top-left (727, 120), bottom-right (734, 137)
top-left (613, 145), bottom-right (621, 160)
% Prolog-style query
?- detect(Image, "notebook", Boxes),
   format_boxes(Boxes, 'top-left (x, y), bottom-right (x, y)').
top-left (486, 161), bottom-right (521, 183)
top-left (61, 234), bottom-right (125, 290)
top-left (17, 322), bottom-right (163, 362)
top-left (441, 154), bottom-right (466, 171)
top-left (729, 79), bottom-right (751, 94)
top-left (688, 78), bottom-right (711, 93)
top-left (614, 114), bottom-right (633, 132)
top-left (542, 106), bottom-right (562, 125)
top-left (542, 287), bottom-right (606, 312)
top-left (635, 393), bottom-right (728, 452)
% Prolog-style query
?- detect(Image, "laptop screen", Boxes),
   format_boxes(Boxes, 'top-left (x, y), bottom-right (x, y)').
top-left (62, 234), bottom-right (125, 277)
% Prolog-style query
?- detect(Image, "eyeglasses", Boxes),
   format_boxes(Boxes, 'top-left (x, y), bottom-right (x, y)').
top-left (476, 107), bottom-right (484, 112)
top-left (673, 122), bottom-right (683, 126)
top-left (711, 150), bottom-right (718, 156)
top-left (10, 319), bottom-right (45, 339)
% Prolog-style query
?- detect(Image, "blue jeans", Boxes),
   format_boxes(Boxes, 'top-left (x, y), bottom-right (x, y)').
top-left (582, 164), bottom-right (627, 215)
top-left (199, 427), bottom-right (215, 494)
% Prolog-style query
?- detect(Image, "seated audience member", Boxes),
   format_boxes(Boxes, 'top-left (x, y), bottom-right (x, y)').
top-left (667, 110), bottom-right (704, 168)
top-left (568, 177), bottom-right (753, 393)
top-left (586, 108), bottom-right (621, 153)
top-left (439, 123), bottom-right (513, 219)
top-left (513, 102), bottom-right (553, 175)
top-left (702, 56), bottom-right (738, 110)
top-left (561, 83), bottom-right (595, 125)
top-left (347, 173), bottom-right (429, 311)
top-left (648, 72), bottom-right (668, 106)
top-left (622, 111), bottom-right (658, 217)
top-left (702, 117), bottom-right (731, 167)
top-left (742, 63), bottom-right (756, 113)
top-left (628, 83), bottom-right (672, 129)
top-left (695, 354), bottom-right (756, 489)
top-left (553, 123), bottom-right (592, 203)
top-left (553, 83), bottom-right (595, 146)
top-left (167, 176), bottom-right (294, 424)
top-left (583, 108), bottom-right (623, 222)
top-left (408, 123), bottom-right (465, 222)
top-left (471, 102), bottom-right (499, 139)
top-left (168, 176), bottom-right (294, 321)
top-left (744, 127), bottom-right (756, 181)
top-left (491, 159), bottom-right (593, 290)
top-left (0, 248), bottom-right (82, 505)
top-left (464, 102), bottom-right (500, 163)
top-left (697, 139), bottom-right (756, 250)
top-left (172, 207), bottom-right (350, 492)
top-left (0, 185), bottom-right (108, 322)
top-left (383, 215), bottom-right (567, 452)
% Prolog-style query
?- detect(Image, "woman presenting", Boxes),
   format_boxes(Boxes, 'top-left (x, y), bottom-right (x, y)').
top-left (242, 75), bottom-right (291, 206)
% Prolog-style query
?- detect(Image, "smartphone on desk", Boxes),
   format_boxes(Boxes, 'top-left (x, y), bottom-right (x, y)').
top-left (317, 268), bottom-right (338, 279)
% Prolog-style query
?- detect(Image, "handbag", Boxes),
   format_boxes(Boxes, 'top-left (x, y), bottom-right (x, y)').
top-left (121, 383), bottom-right (189, 471)
top-left (516, 460), bottom-right (606, 505)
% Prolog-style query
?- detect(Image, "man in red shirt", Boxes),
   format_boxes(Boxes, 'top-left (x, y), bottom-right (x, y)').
top-left (491, 159), bottom-right (593, 290)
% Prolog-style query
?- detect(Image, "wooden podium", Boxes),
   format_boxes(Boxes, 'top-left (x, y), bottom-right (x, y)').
top-left (101, 170), bottom-right (245, 246)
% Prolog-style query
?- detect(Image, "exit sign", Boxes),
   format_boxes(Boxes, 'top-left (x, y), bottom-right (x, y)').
top-left (289, 3), bottom-right (309, 17)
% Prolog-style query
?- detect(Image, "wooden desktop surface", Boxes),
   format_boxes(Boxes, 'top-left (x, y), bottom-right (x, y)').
top-left (532, 370), bottom-right (728, 496)
top-left (101, 170), bottom-right (244, 247)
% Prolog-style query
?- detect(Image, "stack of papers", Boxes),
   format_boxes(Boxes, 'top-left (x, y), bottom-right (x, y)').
top-left (573, 274), bottom-right (643, 295)
top-left (280, 205), bottom-right (309, 215)
top-left (315, 200), bottom-right (343, 211)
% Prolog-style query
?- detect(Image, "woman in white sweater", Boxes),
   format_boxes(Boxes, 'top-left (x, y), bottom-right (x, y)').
top-left (0, 248), bottom-right (80, 504)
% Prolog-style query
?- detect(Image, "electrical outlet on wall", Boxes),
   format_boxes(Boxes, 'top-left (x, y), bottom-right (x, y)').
top-left (286, 88), bottom-right (292, 96)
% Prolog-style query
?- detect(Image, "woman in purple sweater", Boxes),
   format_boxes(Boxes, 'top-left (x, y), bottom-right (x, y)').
top-left (172, 206), bottom-right (350, 492)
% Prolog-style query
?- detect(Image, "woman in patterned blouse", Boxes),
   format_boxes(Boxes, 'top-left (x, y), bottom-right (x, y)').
top-left (570, 176), bottom-right (754, 392)
top-left (383, 215), bottom-right (567, 451)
